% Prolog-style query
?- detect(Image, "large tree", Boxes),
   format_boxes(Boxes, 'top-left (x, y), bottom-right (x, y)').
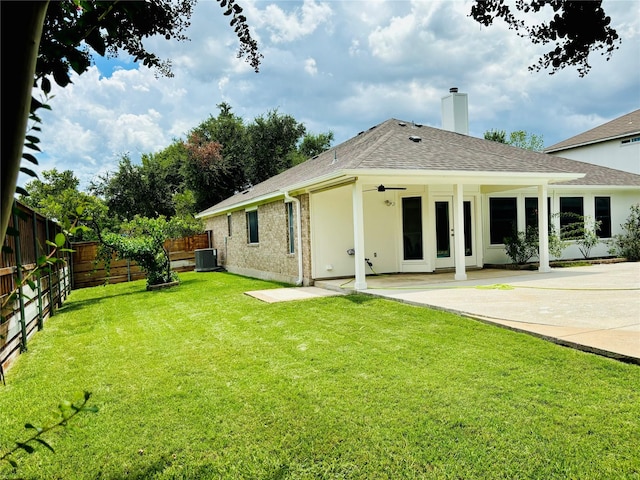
top-left (20, 168), bottom-right (109, 238)
top-left (90, 155), bottom-right (176, 222)
top-left (246, 110), bottom-right (307, 185)
top-left (1, 0), bottom-right (261, 243)
top-left (180, 103), bottom-right (250, 212)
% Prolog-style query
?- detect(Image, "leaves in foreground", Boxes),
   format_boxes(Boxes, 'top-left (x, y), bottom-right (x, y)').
top-left (0, 391), bottom-right (98, 470)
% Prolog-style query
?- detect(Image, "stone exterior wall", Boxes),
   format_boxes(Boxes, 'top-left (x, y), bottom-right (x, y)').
top-left (204, 193), bottom-right (313, 285)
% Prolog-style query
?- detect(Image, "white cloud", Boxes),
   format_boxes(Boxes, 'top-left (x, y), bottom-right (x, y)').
top-left (257, 0), bottom-right (333, 43)
top-left (25, 0), bottom-right (639, 193)
top-left (304, 57), bottom-right (318, 76)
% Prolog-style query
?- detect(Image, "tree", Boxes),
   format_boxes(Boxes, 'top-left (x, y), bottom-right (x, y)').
top-left (246, 110), bottom-right (307, 184)
top-left (20, 169), bottom-right (79, 210)
top-left (2, 0), bottom-right (261, 244)
top-left (180, 103), bottom-right (250, 212)
top-left (20, 168), bottom-right (109, 239)
top-left (483, 129), bottom-right (544, 152)
top-left (484, 129), bottom-right (507, 143)
top-left (506, 130), bottom-right (544, 152)
top-left (470, 0), bottom-right (621, 77)
top-left (90, 155), bottom-right (175, 222)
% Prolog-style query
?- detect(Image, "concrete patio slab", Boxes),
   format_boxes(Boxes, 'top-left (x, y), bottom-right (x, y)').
top-left (246, 286), bottom-right (345, 303)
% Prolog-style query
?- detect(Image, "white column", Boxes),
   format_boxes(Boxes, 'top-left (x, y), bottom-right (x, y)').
top-left (538, 184), bottom-right (551, 273)
top-left (352, 181), bottom-right (368, 290)
top-left (453, 184), bottom-right (467, 280)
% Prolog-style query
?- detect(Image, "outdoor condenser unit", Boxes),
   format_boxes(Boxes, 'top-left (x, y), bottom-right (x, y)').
top-left (194, 248), bottom-right (218, 272)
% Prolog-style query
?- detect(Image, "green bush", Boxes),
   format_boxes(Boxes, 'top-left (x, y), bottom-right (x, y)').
top-left (503, 227), bottom-right (538, 265)
top-left (609, 203), bottom-right (640, 261)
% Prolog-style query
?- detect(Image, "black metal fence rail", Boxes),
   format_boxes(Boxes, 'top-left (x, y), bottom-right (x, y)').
top-left (1, 200), bottom-right (71, 380)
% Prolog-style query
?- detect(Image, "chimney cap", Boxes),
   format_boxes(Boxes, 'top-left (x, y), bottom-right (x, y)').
top-left (449, 87), bottom-right (459, 93)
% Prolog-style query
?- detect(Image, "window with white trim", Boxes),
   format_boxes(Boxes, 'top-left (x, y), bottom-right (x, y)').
top-left (246, 209), bottom-right (259, 244)
top-left (286, 202), bottom-right (295, 254)
top-left (595, 196), bottom-right (612, 238)
top-left (489, 197), bottom-right (517, 244)
top-left (559, 197), bottom-right (584, 239)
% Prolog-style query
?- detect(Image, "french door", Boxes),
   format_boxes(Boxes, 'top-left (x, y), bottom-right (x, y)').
top-left (434, 197), bottom-right (476, 269)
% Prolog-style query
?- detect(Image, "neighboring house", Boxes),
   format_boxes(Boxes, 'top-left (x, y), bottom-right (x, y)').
top-left (196, 90), bottom-right (640, 290)
top-left (544, 109), bottom-right (640, 175)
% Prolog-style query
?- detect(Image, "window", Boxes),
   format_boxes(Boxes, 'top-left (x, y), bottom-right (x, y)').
top-left (525, 197), bottom-right (552, 231)
top-left (489, 197), bottom-right (517, 244)
top-left (246, 210), bottom-right (259, 244)
top-left (227, 214), bottom-right (232, 237)
top-left (559, 197), bottom-right (584, 239)
top-left (595, 197), bottom-right (612, 238)
top-left (464, 201), bottom-right (472, 256)
top-left (402, 197), bottom-right (423, 260)
top-left (286, 202), bottom-right (295, 254)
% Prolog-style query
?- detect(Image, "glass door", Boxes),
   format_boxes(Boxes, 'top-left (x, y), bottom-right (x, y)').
top-left (434, 197), bottom-right (475, 269)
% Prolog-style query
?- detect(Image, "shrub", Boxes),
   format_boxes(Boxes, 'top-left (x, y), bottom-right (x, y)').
top-left (98, 216), bottom-right (177, 287)
top-left (609, 203), bottom-right (640, 261)
top-left (503, 227), bottom-right (539, 265)
top-left (560, 213), bottom-right (602, 259)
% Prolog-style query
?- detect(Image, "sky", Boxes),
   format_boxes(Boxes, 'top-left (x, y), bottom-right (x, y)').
top-left (28, 0), bottom-right (640, 191)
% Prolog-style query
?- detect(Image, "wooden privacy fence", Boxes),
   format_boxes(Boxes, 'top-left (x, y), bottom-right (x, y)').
top-left (1, 201), bottom-right (71, 378)
top-left (71, 233), bottom-right (210, 289)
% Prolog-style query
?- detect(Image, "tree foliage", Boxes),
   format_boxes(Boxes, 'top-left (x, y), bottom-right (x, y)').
top-left (90, 155), bottom-right (175, 222)
top-left (20, 168), bottom-right (109, 239)
top-left (470, 0), bottom-right (621, 77)
top-left (97, 216), bottom-right (174, 287)
top-left (181, 104), bottom-right (250, 212)
top-left (246, 110), bottom-right (307, 184)
top-left (1, 0), bottom-right (262, 245)
top-left (609, 203), bottom-right (640, 261)
top-left (484, 129), bottom-right (544, 151)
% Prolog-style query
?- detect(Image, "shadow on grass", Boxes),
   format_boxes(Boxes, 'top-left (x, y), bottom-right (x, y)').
top-left (336, 293), bottom-right (378, 305)
top-left (57, 288), bottom-right (146, 315)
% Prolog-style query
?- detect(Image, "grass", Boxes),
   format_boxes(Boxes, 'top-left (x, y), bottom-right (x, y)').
top-left (0, 271), bottom-right (638, 479)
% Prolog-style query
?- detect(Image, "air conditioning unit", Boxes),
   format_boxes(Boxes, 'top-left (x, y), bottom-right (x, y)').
top-left (194, 248), bottom-right (218, 272)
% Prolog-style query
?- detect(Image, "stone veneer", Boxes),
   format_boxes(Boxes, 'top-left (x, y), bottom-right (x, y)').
top-left (205, 194), bottom-right (313, 286)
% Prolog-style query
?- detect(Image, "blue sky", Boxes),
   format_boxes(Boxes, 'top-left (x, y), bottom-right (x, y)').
top-left (30, 0), bottom-right (640, 191)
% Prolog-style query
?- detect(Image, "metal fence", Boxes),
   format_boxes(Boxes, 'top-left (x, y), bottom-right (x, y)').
top-left (1, 201), bottom-right (71, 380)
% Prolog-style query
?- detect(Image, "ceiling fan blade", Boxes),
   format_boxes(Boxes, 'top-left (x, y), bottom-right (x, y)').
top-left (377, 184), bottom-right (407, 191)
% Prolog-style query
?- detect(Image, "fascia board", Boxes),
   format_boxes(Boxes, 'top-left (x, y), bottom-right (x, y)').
top-left (545, 132), bottom-right (640, 153)
top-left (340, 169), bottom-right (584, 184)
top-left (195, 191), bottom-right (284, 218)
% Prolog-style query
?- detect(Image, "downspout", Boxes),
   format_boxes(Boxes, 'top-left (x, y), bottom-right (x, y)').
top-left (283, 192), bottom-right (303, 286)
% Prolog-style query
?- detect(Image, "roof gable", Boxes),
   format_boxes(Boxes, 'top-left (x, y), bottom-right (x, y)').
top-left (545, 109), bottom-right (640, 152)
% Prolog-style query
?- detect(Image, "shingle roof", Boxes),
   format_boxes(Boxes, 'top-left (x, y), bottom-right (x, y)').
top-left (545, 109), bottom-right (640, 152)
top-left (198, 118), bottom-right (640, 217)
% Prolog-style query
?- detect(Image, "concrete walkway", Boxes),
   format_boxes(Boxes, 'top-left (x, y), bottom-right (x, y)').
top-left (316, 263), bottom-right (640, 364)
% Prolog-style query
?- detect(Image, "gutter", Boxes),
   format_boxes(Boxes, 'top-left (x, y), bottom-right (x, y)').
top-left (283, 191), bottom-right (303, 286)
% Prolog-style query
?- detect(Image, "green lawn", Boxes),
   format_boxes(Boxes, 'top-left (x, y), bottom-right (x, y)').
top-left (1, 272), bottom-right (638, 479)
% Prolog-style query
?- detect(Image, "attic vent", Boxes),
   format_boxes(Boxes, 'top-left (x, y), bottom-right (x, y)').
top-left (412, 122), bottom-right (423, 128)
top-left (409, 136), bottom-right (422, 143)
top-left (368, 125), bottom-right (377, 131)
top-left (398, 122), bottom-right (407, 127)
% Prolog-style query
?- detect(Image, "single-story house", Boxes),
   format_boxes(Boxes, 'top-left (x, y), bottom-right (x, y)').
top-left (196, 90), bottom-right (640, 290)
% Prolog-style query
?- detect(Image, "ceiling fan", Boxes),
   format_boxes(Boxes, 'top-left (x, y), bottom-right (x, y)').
top-left (365, 184), bottom-right (407, 192)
